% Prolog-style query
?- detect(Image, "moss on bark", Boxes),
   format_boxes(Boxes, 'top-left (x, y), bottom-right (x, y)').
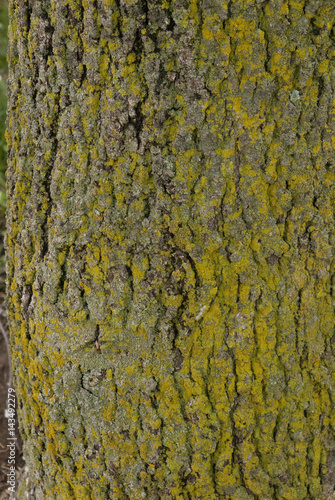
top-left (5, 0), bottom-right (335, 498)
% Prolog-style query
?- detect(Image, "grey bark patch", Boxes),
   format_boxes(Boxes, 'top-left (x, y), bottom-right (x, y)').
top-left (266, 254), bottom-right (279, 265)
top-left (323, 451), bottom-right (335, 495)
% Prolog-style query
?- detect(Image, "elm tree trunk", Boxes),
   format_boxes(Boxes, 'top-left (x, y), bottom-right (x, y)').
top-left (5, 0), bottom-right (335, 499)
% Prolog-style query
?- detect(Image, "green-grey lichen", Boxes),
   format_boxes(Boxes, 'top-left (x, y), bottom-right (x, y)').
top-left (290, 90), bottom-right (300, 102)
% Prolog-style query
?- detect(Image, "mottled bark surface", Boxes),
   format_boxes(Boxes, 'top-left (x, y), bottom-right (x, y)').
top-left (5, 0), bottom-right (335, 498)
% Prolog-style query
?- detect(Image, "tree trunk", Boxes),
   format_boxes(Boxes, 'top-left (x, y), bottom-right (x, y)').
top-left (5, 0), bottom-right (335, 498)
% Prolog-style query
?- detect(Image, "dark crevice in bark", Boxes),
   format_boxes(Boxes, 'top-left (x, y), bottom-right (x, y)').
top-left (40, 152), bottom-right (56, 260)
top-left (94, 324), bottom-right (101, 353)
top-left (79, 63), bottom-right (87, 88)
top-left (233, 148), bottom-right (251, 231)
top-left (171, 246), bottom-right (200, 290)
top-left (80, 372), bottom-right (98, 399)
top-left (294, 287), bottom-right (302, 350)
top-left (132, 98), bottom-right (146, 152)
top-left (123, 264), bottom-right (134, 329)
top-left (114, 0), bottom-right (123, 41)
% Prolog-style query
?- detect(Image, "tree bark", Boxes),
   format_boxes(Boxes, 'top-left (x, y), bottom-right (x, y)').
top-left (5, 0), bottom-right (335, 498)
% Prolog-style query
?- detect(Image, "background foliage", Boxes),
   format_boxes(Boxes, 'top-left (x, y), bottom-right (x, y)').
top-left (0, 0), bottom-right (8, 292)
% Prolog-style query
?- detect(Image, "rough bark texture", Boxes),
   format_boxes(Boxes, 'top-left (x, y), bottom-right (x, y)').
top-left (5, 0), bottom-right (335, 498)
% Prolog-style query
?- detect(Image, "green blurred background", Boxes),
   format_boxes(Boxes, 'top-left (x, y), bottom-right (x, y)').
top-left (0, 0), bottom-right (8, 293)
